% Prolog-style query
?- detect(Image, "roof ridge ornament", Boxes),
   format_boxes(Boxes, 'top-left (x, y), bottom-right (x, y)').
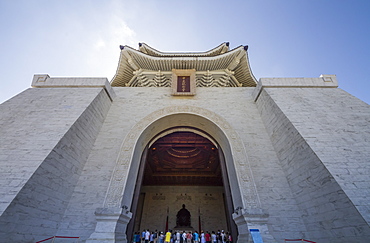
top-left (136, 42), bottom-right (231, 57)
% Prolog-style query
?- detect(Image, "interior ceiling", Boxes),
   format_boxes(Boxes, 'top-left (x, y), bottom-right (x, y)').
top-left (143, 131), bottom-right (223, 186)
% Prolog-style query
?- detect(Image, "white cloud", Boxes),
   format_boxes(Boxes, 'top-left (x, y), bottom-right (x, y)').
top-left (94, 39), bottom-right (106, 50)
top-left (112, 17), bottom-right (137, 47)
top-left (84, 14), bottom-right (138, 80)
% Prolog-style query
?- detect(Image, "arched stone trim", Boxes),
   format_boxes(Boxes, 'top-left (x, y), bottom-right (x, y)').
top-left (103, 105), bottom-right (261, 211)
top-left (149, 127), bottom-right (218, 148)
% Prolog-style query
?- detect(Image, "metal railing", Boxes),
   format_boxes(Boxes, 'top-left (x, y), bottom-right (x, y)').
top-left (35, 236), bottom-right (80, 243)
top-left (285, 239), bottom-right (316, 243)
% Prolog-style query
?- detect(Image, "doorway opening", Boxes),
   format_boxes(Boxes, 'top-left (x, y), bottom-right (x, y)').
top-left (127, 128), bottom-right (237, 241)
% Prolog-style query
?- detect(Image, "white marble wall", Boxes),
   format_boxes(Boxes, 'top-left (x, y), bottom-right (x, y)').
top-left (0, 87), bottom-right (112, 242)
top-left (55, 86), bottom-right (308, 242)
top-left (255, 86), bottom-right (370, 242)
top-left (1, 75), bottom-right (369, 243)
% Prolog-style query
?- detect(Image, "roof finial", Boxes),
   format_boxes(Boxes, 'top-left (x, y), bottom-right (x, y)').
top-left (119, 45), bottom-right (125, 50)
top-left (225, 42), bottom-right (230, 47)
top-left (244, 45), bottom-right (249, 51)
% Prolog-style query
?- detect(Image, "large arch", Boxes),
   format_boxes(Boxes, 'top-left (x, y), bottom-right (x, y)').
top-left (128, 127), bottom-right (233, 240)
top-left (88, 106), bottom-right (267, 243)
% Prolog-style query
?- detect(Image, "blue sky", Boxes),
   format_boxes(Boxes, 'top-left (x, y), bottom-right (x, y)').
top-left (0, 0), bottom-right (369, 104)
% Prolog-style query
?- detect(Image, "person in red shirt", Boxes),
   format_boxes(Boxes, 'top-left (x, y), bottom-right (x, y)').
top-left (186, 232), bottom-right (192, 243)
top-left (205, 231), bottom-right (211, 243)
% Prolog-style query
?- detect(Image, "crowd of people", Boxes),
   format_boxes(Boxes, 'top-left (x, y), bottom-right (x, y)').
top-left (133, 229), bottom-right (232, 243)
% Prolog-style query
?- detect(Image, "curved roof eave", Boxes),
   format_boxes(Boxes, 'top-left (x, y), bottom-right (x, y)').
top-left (111, 44), bottom-right (257, 87)
top-left (138, 42), bottom-right (230, 57)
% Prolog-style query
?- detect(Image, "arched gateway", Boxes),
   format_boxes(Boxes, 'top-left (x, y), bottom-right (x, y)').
top-left (88, 106), bottom-right (269, 242)
top-left (86, 42), bottom-right (272, 242)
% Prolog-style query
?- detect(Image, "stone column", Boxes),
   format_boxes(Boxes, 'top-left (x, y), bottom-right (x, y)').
top-left (232, 208), bottom-right (275, 243)
top-left (87, 207), bottom-right (132, 243)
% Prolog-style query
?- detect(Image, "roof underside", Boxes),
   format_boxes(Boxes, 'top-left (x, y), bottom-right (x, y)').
top-left (111, 43), bottom-right (257, 87)
top-left (143, 131), bottom-right (222, 186)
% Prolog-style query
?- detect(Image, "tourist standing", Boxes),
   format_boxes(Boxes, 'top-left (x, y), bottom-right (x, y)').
top-left (145, 229), bottom-right (151, 243)
top-left (186, 232), bottom-right (192, 243)
top-left (150, 232), bottom-right (155, 243)
top-left (182, 231), bottom-right (186, 243)
top-left (159, 232), bottom-right (165, 243)
top-left (153, 230), bottom-right (158, 243)
top-left (205, 231), bottom-right (211, 243)
top-left (133, 232), bottom-right (138, 243)
top-left (142, 230), bottom-right (146, 243)
top-left (211, 231), bottom-right (217, 243)
top-left (172, 231), bottom-right (176, 243)
top-left (200, 231), bottom-right (205, 243)
top-left (135, 232), bottom-right (141, 243)
top-left (165, 230), bottom-right (172, 243)
top-left (227, 232), bottom-right (232, 243)
top-left (220, 230), bottom-right (225, 243)
top-left (193, 231), bottom-right (199, 243)
top-left (176, 231), bottom-right (181, 243)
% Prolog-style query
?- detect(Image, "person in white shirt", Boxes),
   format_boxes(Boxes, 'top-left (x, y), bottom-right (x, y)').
top-left (182, 231), bottom-right (187, 243)
top-left (211, 231), bottom-right (217, 243)
top-left (220, 230), bottom-right (225, 243)
top-left (176, 231), bottom-right (181, 243)
top-left (145, 229), bottom-right (151, 243)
